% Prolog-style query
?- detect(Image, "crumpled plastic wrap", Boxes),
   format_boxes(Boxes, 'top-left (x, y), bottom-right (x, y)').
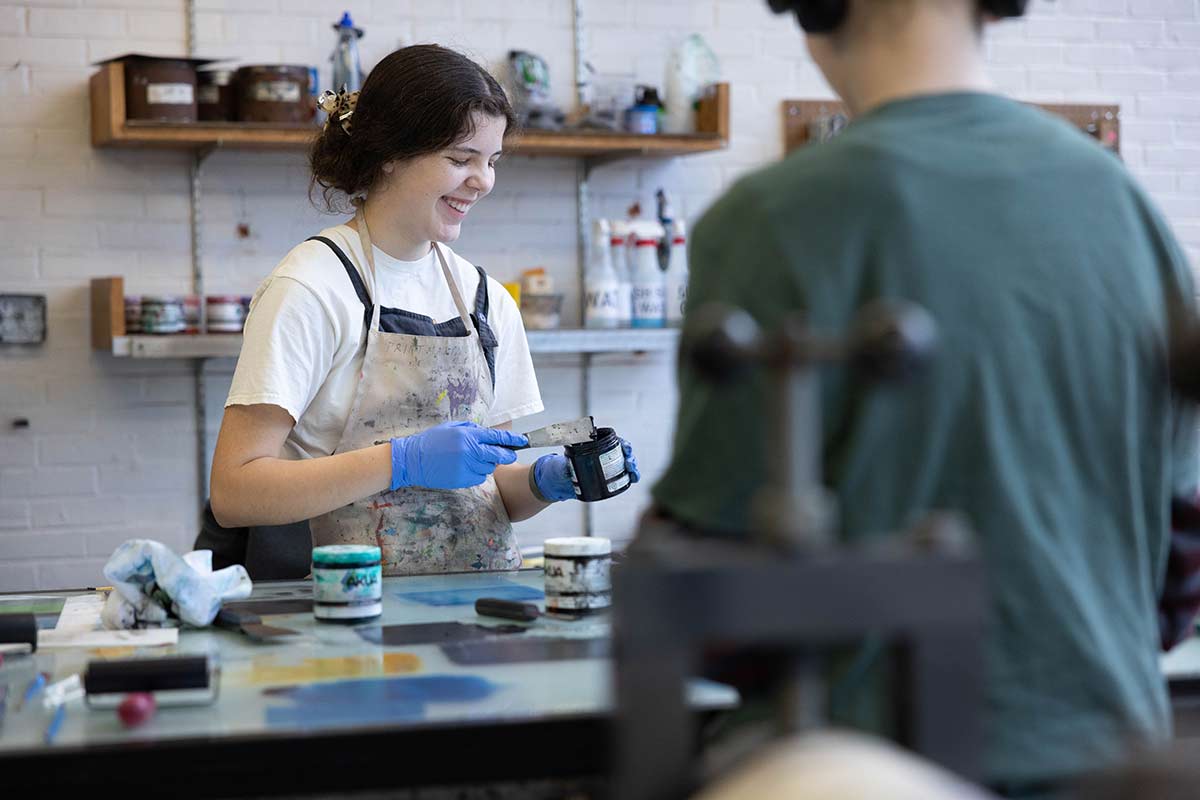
top-left (101, 540), bottom-right (252, 629)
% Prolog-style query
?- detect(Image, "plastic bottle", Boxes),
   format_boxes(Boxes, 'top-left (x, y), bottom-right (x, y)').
top-left (609, 220), bottom-right (634, 327)
top-left (331, 11), bottom-right (364, 93)
top-left (664, 220), bottom-right (688, 327)
top-left (630, 221), bottom-right (666, 328)
top-left (584, 219), bottom-right (624, 329)
top-left (663, 49), bottom-right (691, 134)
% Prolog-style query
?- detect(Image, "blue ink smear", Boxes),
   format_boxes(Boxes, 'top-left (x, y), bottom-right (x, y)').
top-left (264, 675), bottom-right (498, 729)
top-left (395, 581), bottom-right (544, 607)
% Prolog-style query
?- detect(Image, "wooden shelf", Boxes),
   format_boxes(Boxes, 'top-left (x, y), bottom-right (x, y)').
top-left (90, 62), bottom-right (729, 159)
top-left (782, 97), bottom-right (1120, 155)
top-left (93, 278), bottom-right (679, 359)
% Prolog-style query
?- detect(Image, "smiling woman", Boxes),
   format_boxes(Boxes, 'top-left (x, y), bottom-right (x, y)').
top-left (202, 45), bottom-right (640, 578)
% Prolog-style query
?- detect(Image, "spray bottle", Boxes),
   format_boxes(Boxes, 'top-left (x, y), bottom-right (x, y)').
top-left (609, 219), bottom-right (634, 327)
top-left (584, 219), bottom-right (624, 329)
top-left (664, 220), bottom-right (688, 327)
top-left (331, 11), bottom-right (364, 93)
top-left (630, 220), bottom-right (666, 328)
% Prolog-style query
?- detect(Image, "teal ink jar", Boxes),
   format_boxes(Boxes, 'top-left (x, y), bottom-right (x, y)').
top-left (312, 544), bottom-right (382, 623)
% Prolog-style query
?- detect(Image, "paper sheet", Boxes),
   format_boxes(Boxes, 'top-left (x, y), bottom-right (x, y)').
top-left (37, 627), bottom-right (178, 649)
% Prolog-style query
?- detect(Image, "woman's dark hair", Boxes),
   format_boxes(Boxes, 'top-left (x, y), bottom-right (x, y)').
top-left (308, 44), bottom-right (518, 213)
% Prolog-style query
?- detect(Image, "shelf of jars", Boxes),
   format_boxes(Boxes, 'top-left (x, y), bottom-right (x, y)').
top-left (90, 61), bottom-right (730, 159)
top-left (91, 277), bottom-right (680, 359)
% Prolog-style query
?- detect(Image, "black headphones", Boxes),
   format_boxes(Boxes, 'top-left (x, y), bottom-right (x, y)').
top-left (766, 0), bottom-right (1028, 34)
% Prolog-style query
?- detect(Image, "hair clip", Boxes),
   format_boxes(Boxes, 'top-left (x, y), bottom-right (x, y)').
top-left (318, 88), bottom-right (359, 135)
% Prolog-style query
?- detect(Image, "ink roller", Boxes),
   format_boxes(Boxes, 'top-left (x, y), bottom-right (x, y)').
top-left (475, 597), bottom-right (541, 621)
top-left (0, 612), bottom-right (37, 654)
top-left (83, 654), bottom-right (218, 708)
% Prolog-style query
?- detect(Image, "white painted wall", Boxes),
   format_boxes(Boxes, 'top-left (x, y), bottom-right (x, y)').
top-left (1, 0), bottom-right (1198, 590)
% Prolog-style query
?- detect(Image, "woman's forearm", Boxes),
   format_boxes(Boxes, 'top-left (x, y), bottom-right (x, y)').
top-left (211, 443), bottom-right (392, 527)
top-left (494, 462), bottom-right (552, 522)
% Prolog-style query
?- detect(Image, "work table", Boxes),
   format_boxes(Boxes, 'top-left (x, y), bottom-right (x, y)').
top-left (0, 570), bottom-right (737, 795)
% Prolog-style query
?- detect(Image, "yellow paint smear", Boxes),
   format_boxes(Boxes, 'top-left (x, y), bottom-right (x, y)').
top-left (231, 652), bottom-right (422, 688)
top-left (436, 389), bottom-right (448, 405)
top-left (89, 647), bottom-right (137, 658)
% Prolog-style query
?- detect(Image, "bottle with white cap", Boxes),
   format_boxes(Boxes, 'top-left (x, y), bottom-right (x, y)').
top-left (664, 219), bottom-right (688, 327)
top-left (630, 220), bottom-right (666, 328)
top-left (584, 219), bottom-right (623, 329)
top-left (609, 219), bottom-right (634, 327)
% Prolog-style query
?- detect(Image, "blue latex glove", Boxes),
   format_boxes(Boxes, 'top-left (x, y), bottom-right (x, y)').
top-left (533, 439), bottom-right (640, 502)
top-left (390, 421), bottom-right (527, 491)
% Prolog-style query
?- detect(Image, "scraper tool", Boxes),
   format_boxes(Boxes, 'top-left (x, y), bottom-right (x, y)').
top-left (503, 416), bottom-right (597, 449)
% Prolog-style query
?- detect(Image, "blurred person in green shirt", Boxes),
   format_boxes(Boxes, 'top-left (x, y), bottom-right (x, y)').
top-left (651, 0), bottom-right (1199, 795)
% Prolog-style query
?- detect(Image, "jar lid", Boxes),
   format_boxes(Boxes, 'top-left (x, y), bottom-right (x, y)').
top-left (312, 544), bottom-right (381, 566)
top-left (544, 536), bottom-right (611, 557)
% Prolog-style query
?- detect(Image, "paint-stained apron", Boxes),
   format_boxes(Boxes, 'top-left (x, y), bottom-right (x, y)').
top-left (308, 209), bottom-right (519, 575)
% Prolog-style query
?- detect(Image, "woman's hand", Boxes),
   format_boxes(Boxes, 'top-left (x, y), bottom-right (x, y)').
top-left (391, 421), bottom-right (528, 490)
top-left (532, 438), bottom-right (641, 502)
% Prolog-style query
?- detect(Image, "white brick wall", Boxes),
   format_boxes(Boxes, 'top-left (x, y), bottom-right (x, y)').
top-left (1, 0), bottom-right (1198, 590)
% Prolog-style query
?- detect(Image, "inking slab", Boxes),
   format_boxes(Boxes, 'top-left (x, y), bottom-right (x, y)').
top-left (441, 636), bottom-right (609, 665)
top-left (357, 621), bottom-right (527, 646)
top-left (223, 598), bottom-right (313, 616)
top-left (264, 674), bottom-right (498, 728)
top-left (394, 581), bottom-right (544, 607)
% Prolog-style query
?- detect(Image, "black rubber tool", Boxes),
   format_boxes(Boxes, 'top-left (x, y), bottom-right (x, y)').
top-left (474, 597), bottom-right (541, 621)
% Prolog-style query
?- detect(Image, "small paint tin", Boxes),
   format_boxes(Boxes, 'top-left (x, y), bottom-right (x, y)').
top-left (206, 295), bottom-right (246, 333)
top-left (140, 295), bottom-right (185, 335)
top-left (182, 295), bottom-right (200, 335)
top-left (543, 536), bottom-right (611, 613)
top-left (236, 64), bottom-right (311, 123)
top-left (197, 68), bottom-right (236, 122)
top-left (563, 427), bottom-right (631, 502)
top-left (124, 295), bottom-right (142, 334)
top-left (312, 544), bottom-right (382, 623)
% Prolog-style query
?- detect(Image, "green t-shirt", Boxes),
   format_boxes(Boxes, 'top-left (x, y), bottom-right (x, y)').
top-left (653, 92), bottom-right (1198, 785)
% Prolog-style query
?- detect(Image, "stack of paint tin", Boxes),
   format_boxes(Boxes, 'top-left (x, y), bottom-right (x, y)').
top-left (206, 295), bottom-right (245, 333)
top-left (140, 295), bottom-right (185, 335)
top-left (124, 296), bottom-right (142, 334)
top-left (182, 296), bottom-right (201, 335)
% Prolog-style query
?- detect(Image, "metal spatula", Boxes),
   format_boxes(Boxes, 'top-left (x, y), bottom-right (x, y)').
top-left (503, 416), bottom-right (597, 450)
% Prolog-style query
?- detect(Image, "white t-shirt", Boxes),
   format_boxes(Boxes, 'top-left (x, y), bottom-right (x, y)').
top-left (226, 224), bottom-right (543, 460)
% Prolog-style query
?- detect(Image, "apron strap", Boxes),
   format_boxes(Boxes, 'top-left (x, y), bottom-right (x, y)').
top-left (471, 265), bottom-right (499, 389)
top-left (307, 236), bottom-right (373, 335)
top-left (354, 207), bottom-right (385, 333)
top-left (433, 242), bottom-right (475, 333)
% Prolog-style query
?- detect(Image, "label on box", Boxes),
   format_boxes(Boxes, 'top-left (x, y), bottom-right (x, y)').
top-left (147, 83), bottom-right (194, 105)
top-left (251, 81), bottom-right (302, 103)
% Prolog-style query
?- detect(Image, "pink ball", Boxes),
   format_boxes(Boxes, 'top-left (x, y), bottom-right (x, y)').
top-left (117, 692), bottom-right (156, 728)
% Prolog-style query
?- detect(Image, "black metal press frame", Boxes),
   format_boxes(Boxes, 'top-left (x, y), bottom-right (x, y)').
top-left (611, 301), bottom-right (987, 799)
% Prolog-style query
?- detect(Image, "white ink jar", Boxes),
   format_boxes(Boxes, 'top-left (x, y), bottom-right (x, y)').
top-left (312, 544), bottom-right (382, 623)
top-left (543, 537), bottom-right (612, 613)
